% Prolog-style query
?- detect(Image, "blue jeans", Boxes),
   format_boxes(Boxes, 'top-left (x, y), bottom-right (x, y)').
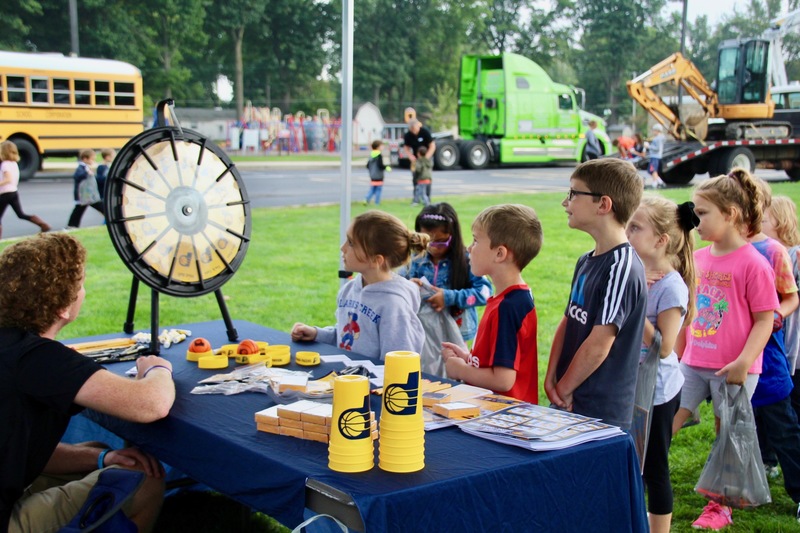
top-left (414, 184), bottom-right (430, 206)
top-left (753, 396), bottom-right (800, 503)
top-left (365, 185), bottom-right (382, 205)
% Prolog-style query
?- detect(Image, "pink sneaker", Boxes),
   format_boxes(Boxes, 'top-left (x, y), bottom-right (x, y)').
top-left (692, 501), bottom-right (733, 530)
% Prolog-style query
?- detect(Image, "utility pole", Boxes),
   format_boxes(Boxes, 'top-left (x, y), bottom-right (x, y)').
top-left (69, 0), bottom-right (79, 56)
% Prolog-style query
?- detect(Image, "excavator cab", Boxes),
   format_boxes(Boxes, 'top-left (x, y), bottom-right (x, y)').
top-left (716, 38), bottom-right (771, 105)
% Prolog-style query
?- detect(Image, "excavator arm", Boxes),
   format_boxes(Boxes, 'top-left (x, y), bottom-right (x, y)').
top-left (626, 52), bottom-right (718, 141)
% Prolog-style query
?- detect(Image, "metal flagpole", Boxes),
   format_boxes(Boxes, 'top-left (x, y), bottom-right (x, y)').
top-left (339, 0), bottom-right (354, 285)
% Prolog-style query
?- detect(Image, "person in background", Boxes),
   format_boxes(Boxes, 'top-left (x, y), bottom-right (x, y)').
top-left (0, 232), bottom-right (176, 532)
top-left (584, 120), bottom-right (602, 160)
top-left (403, 119), bottom-right (436, 203)
top-left (67, 149), bottom-right (104, 229)
top-left (672, 169), bottom-right (778, 530)
top-left (746, 178), bottom-right (800, 522)
top-left (400, 203), bottom-right (492, 374)
top-left (762, 195), bottom-right (800, 423)
top-left (95, 148), bottom-right (115, 201)
top-left (626, 196), bottom-right (697, 533)
top-left (441, 204), bottom-right (542, 404)
top-left (413, 146), bottom-right (433, 206)
top-left (364, 140), bottom-right (390, 206)
top-left (647, 125), bottom-right (667, 189)
top-left (545, 158), bottom-right (646, 431)
top-left (291, 211), bottom-right (427, 360)
top-left (0, 140), bottom-right (51, 239)
top-left (612, 135), bottom-right (636, 159)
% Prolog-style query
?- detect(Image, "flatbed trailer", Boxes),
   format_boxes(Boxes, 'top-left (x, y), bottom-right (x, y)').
top-left (655, 138), bottom-right (800, 184)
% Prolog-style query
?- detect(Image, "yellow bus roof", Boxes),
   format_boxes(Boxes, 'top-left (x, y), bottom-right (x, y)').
top-left (0, 51), bottom-right (140, 77)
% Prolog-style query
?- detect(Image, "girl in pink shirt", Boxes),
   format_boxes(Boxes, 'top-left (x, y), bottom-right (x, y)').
top-left (0, 141), bottom-right (50, 239)
top-left (674, 168), bottom-right (778, 530)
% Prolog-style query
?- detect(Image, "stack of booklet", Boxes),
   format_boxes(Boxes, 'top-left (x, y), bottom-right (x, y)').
top-left (458, 403), bottom-right (623, 451)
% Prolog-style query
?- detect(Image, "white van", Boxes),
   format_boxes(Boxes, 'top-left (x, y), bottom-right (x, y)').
top-left (771, 83), bottom-right (800, 136)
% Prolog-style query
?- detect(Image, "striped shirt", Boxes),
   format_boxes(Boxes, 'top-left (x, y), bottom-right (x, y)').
top-left (556, 243), bottom-right (647, 429)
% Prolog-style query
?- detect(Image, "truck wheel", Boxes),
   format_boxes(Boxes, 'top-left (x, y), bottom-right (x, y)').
top-left (12, 138), bottom-right (40, 181)
top-left (716, 147), bottom-right (755, 175)
top-left (662, 166), bottom-right (695, 185)
top-left (785, 168), bottom-right (800, 181)
top-left (462, 140), bottom-right (489, 169)
top-left (433, 140), bottom-right (460, 171)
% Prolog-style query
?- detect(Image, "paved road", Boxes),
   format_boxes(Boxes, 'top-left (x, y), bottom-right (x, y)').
top-left (0, 162), bottom-right (793, 240)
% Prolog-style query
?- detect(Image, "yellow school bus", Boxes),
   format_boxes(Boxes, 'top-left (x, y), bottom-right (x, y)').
top-left (0, 51), bottom-right (144, 179)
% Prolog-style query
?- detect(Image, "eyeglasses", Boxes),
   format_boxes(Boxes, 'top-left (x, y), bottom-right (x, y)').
top-left (566, 188), bottom-right (604, 201)
top-left (428, 235), bottom-right (452, 249)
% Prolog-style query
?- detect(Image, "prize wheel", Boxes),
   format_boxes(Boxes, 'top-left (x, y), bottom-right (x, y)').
top-left (105, 124), bottom-right (251, 298)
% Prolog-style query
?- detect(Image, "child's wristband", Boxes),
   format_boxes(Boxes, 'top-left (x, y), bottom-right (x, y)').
top-left (98, 448), bottom-right (111, 469)
top-left (142, 365), bottom-right (172, 379)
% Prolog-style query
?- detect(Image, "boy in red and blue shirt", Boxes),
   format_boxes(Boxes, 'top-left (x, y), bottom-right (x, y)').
top-left (442, 204), bottom-right (542, 404)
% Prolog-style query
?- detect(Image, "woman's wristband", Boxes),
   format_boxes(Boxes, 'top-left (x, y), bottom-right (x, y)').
top-left (142, 364), bottom-right (172, 379)
top-left (98, 448), bottom-right (110, 469)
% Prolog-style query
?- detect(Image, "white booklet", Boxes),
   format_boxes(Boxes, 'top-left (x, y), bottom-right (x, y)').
top-left (458, 403), bottom-right (623, 451)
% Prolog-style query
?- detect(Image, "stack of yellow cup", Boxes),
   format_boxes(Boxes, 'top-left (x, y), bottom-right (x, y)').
top-left (379, 350), bottom-right (424, 473)
top-left (328, 375), bottom-right (374, 473)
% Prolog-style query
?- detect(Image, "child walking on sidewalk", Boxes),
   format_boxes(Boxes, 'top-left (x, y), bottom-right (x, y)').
top-left (0, 141), bottom-right (51, 238)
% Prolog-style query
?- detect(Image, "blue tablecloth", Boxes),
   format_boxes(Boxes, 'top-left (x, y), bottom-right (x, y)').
top-left (78, 320), bottom-right (648, 532)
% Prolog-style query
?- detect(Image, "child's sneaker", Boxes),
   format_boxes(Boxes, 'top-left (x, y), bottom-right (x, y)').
top-left (682, 408), bottom-right (701, 428)
top-left (692, 501), bottom-right (732, 530)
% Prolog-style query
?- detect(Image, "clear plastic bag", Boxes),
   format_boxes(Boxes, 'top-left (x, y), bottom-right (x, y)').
top-left (695, 381), bottom-right (772, 509)
top-left (631, 330), bottom-right (660, 471)
top-left (417, 303), bottom-right (466, 378)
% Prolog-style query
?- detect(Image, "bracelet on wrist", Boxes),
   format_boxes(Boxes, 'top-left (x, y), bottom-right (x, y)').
top-left (142, 364), bottom-right (172, 379)
top-left (98, 448), bottom-right (110, 469)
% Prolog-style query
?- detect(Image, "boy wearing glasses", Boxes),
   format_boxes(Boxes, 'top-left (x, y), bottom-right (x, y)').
top-left (545, 158), bottom-right (646, 430)
top-left (441, 204), bottom-right (542, 404)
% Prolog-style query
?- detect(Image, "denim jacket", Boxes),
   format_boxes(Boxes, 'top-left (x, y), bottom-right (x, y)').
top-left (399, 251), bottom-right (492, 341)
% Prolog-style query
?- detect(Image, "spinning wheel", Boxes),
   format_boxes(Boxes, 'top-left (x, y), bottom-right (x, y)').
top-left (105, 99), bottom-right (251, 353)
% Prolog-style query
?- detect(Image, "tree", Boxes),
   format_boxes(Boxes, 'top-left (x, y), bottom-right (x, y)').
top-left (0, 0), bottom-right (43, 51)
top-left (206, 0), bottom-right (269, 119)
top-left (243, 1), bottom-right (337, 114)
top-left (574, 0), bottom-right (669, 122)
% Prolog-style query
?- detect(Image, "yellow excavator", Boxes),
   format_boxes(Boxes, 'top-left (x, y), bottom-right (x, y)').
top-left (627, 38), bottom-right (790, 142)
top-left (625, 37), bottom-right (800, 183)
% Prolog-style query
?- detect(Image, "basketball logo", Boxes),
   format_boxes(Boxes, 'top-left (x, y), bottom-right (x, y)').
top-left (337, 396), bottom-right (371, 440)
top-left (383, 371), bottom-right (420, 415)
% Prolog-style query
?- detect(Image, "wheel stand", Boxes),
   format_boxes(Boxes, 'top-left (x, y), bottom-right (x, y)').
top-left (123, 277), bottom-right (239, 355)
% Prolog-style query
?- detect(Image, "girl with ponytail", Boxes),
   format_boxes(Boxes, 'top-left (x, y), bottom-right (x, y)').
top-left (626, 195), bottom-right (698, 533)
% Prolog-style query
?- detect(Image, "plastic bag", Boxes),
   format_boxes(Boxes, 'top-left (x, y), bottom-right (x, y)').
top-left (631, 330), bottom-right (660, 472)
top-left (78, 175), bottom-right (101, 205)
top-left (695, 381), bottom-right (772, 509)
top-left (417, 303), bottom-right (466, 378)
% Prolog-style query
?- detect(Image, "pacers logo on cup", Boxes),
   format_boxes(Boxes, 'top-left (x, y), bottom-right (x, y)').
top-left (382, 372), bottom-right (420, 416)
top-left (337, 396), bottom-right (371, 440)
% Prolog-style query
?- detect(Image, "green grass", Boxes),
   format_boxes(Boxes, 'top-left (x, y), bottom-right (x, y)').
top-left (4, 184), bottom-right (800, 531)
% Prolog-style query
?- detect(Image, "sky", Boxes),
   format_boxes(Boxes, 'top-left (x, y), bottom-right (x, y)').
top-left (674, 0), bottom-right (743, 25)
top-left (676, 0), bottom-right (792, 25)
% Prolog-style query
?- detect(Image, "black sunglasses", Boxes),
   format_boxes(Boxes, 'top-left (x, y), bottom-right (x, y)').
top-left (566, 188), bottom-right (604, 201)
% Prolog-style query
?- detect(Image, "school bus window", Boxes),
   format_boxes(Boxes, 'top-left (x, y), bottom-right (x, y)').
top-left (114, 82), bottom-right (135, 106)
top-left (31, 78), bottom-right (49, 104)
top-left (75, 79), bottom-right (90, 105)
top-left (7, 76), bottom-right (26, 103)
top-left (53, 78), bottom-right (70, 105)
top-left (95, 81), bottom-right (110, 106)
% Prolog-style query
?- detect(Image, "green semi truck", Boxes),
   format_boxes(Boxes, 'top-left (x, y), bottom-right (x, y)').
top-left (426, 52), bottom-right (610, 170)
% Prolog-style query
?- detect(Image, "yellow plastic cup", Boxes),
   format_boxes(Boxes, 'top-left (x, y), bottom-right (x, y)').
top-left (329, 375), bottom-right (374, 473)
top-left (378, 455), bottom-right (425, 473)
top-left (382, 351), bottom-right (422, 420)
